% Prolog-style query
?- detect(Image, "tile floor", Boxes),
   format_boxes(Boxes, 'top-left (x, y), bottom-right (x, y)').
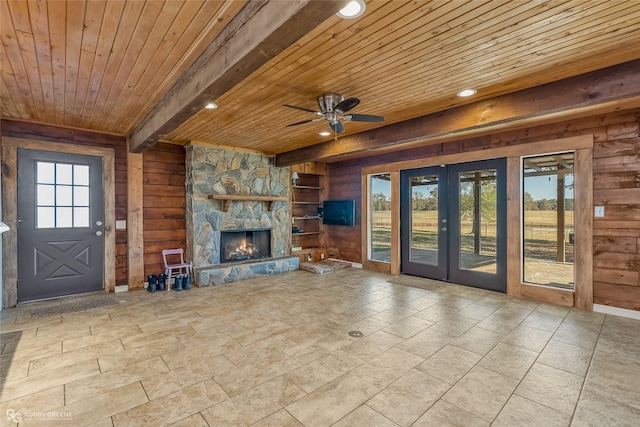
top-left (1, 268), bottom-right (639, 426)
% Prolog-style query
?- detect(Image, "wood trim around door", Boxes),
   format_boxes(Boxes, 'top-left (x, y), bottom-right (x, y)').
top-left (1, 137), bottom-right (116, 307)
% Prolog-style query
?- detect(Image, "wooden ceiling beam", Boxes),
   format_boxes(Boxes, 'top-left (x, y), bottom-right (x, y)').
top-left (275, 59), bottom-right (640, 166)
top-left (128, 0), bottom-right (348, 153)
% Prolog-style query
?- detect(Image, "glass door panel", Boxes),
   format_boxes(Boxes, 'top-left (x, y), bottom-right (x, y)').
top-left (401, 167), bottom-right (447, 280)
top-left (456, 169), bottom-right (498, 273)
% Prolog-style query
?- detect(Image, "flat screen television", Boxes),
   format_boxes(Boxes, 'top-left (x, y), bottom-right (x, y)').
top-left (322, 199), bottom-right (355, 226)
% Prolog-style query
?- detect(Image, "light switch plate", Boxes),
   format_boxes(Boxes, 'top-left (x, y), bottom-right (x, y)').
top-left (594, 206), bottom-right (605, 218)
top-left (116, 220), bottom-right (127, 229)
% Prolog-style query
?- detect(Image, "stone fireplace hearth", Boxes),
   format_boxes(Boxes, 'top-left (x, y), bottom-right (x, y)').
top-left (185, 145), bottom-right (298, 285)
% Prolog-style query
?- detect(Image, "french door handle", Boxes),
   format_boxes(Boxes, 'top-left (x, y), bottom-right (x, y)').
top-left (441, 227), bottom-right (447, 232)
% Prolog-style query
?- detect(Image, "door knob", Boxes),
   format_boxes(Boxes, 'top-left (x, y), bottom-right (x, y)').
top-left (441, 227), bottom-right (447, 231)
top-left (96, 231), bottom-right (103, 236)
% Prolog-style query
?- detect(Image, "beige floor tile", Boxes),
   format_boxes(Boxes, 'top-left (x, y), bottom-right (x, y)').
top-left (493, 394), bottom-right (571, 427)
top-left (533, 303), bottom-right (570, 318)
top-left (66, 356), bottom-right (169, 404)
top-left (1, 317), bottom-right (61, 334)
top-left (113, 379), bottom-right (226, 427)
top-left (442, 366), bottom-right (519, 422)
top-left (281, 325), bottom-right (334, 344)
top-left (370, 306), bottom-right (418, 323)
top-left (0, 386), bottom-right (64, 427)
top-left (333, 405), bottom-right (399, 427)
top-left (286, 373), bottom-right (379, 427)
top-left (215, 352), bottom-right (301, 397)
top-left (224, 334), bottom-right (297, 367)
top-left (455, 303), bottom-right (498, 321)
top-left (583, 349), bottom-right (640, 411)
top-left (142, 355), bottom-right (234, 400)
top-left (63, 326), bottom-right (143, 352)
top-left (400, 295), bottom-right (439, 311)
top-left (167, 413), bottom-right (209, 427)
top-left (430, 315), bottom-right (480, 337)
top-left (251, 409), bottom-right (304, 426)
top-left (412, 400), bottom-right (489, 427)
top-left (0, 355), bottom-right (31, 382)
top-left (553, 322), bottom-right (600, 350)
top-left (340, 330), bottom-right (404, 361)
top-left (230, 321), bottom-right (293, 346)
top-left (352, 347), bottom-right (425, 389)
top-left (1, 359), bottom-right (100, 402)
top-left (20, 382), bottom-right (148, 426)
top-left (1, 337), bottom-right (62, 358)
top-left (572, 388), bottom-right (640, 427)
top-left (417, 345), bottom-right (481, 385)
top-left (382, 315), bottom-right (433, 339)
top-left (501, 324), bottom-right (554, 352)
top-left (413, 304), bottom-right (460, 322)
top-left (367, 369), bottom-right (450, 426)
top-left (120, 325), bottom-right (194, 349)
top-left (284, 333), bottom-right (354, 364)
top-left (451, 326), bottom-right (505, 355)
top-left (201, 376), bottom-right (305, 426)
top-left (520, 311), bottom-right (565, 332)
top-left (515, 363), bottom-right (584, 415)
top-left (285, 350), bottom-right (363, 393)
top-left (478, 342), bottom-right (538, 380)
top-left (35, 322), bottom-right (91, 341)
top-left (28, 339), bottom-right (124, 375)
top-left (537, 339), bottom-right (593, 376)
top-left (86, 417), bottom-right (114, 427)
top-left (396, 328), bottom-right (455, 359)
top-left (163, 335), bottom-right (240, 370)
top-left (98, 336), bottom-right (185, 372)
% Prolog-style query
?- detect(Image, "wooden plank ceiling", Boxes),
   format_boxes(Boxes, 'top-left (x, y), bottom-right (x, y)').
top-left (2, 0), bottom-right (640, 157)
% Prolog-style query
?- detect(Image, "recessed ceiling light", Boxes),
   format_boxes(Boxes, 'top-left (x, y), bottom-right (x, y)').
top-left (205, 103), bottom-right (218, 109)
top-left (457, 89), bottom-right (477, 97)
top-left (337, 0), bottom-right (366, 19)
top-left (319, 131), bottom-right (331, 136)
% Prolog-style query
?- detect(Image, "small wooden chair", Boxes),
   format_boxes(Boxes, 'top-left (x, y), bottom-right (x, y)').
top-left (162, 248), bottom-right (192, 281)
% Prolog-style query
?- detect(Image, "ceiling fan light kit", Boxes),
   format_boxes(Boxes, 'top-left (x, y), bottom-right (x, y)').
top-left (284, 93), bottom-right (384, 134)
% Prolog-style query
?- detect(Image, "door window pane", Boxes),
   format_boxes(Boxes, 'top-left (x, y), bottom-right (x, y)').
top-left (370, 174), bottom-right (391, 262)
top-left (56, 163), bottom-right (73, 185)
top-left (523, 153), bottom-right (574, 289)
top-left (37, 162), bottom-right (55, 184)
top-left (74, 207), bottom-right (90, 227)
top-left (37, 207), bottom-right (55, 228)
top-left (74, 165), bottom-right (89, 185)
top-left (458, 169), bottom-right (497, 273)
top-left (410, 174), bottom-right (439, 265)
top-left (37, 184), bottom-right (55, 205)
top-left (35, 161), bottom-right (91, 229)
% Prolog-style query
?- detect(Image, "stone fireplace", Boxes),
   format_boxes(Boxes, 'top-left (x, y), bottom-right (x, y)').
top-left (185, 145), bottom-right (298, 285)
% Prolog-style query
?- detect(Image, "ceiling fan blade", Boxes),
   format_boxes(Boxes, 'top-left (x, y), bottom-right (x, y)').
top-left (283, 104), bottom-right (320, 114)
top-left (334, 97), bottom-right (360, 114)
top-left (329, 120), bottom-right (345, 134)
top-left (286, 118), bottom-right (320, 127)
top-left (343, 113), bottom-right (385, 122)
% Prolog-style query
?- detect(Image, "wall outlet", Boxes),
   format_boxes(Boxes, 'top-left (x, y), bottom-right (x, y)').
top-left (320, 252), bottom-right (325, 259)
top-left (595, 206), bottom-right (605, 218)
top-left (116, 220), bottom-right (127, 229)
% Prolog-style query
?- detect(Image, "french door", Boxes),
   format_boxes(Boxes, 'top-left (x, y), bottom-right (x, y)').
top-left (400, 158), bottom-right (507, 292)
top-left (17, 149), bottom-right (105, 302)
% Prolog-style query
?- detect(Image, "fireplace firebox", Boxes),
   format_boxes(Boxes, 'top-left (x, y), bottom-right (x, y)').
top-left (220, 229), bottom-right (271, 264)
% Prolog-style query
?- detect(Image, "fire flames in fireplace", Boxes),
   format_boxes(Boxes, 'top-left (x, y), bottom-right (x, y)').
top-left (220, 228), bottom-right (271, 264)
top-left (226, 239), bottom-right (257, 262)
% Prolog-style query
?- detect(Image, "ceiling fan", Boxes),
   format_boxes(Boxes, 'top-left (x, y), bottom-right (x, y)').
top-left (284, 93), bottom-right (384, 134)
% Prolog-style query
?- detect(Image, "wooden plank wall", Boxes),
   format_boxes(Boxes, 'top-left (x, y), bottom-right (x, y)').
top-left (326, 108), bottom-right (640, 311)
top-left (142, 143), bottom-right (186, 278)
top-left (0, 119), bottom-right (129, 286)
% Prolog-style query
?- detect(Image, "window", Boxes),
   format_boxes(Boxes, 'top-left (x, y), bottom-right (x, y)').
top-left (36, 162), bottom-right (90, 228)
top-left (522, 152), bottom-right (574, 289)
top-left (369, 173), bottom-right (391, 262)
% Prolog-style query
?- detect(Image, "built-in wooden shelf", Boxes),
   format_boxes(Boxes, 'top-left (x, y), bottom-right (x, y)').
top-left (292, 185), bottom-right (322, 190)
top-left (292, 231), bottom-right (321, 236)
top-left (291, 201), bottom-right (322, 205)
top-left (207, 194), bottom-right (288, 212)
top-left (292, 215), bottom-right (321, 220)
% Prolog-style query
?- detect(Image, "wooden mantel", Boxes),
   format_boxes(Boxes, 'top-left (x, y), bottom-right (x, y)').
top-left (207, 194), bottom-right (288, 212)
